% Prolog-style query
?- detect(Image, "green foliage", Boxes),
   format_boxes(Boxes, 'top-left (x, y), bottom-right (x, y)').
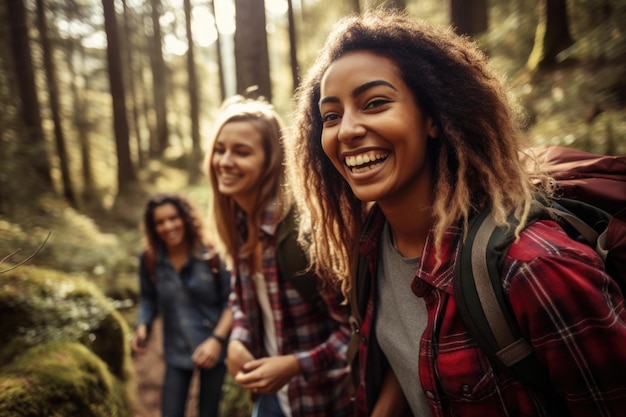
top-left (0, 342), bottom-right (130, 417)
top-left (0, 266), bottom-right (133, 416)
top-left (220, 374), bottom-right (253, 417)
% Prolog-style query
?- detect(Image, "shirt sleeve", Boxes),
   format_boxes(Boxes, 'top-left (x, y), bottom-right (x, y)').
top-left (505, 221), bottom-right (626, 416)
top-left (293, 283), bottom-right (352, 380)
top-left (228, 270), bottom-right (252, 346)
top-left (137, 254), bottom-right (159, 330)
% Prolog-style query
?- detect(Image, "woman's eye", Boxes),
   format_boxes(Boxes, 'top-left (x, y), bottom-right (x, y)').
top-left (365, 98), bottom-right (390, 109)
top-left (321, 113), bottom-right (340, 123)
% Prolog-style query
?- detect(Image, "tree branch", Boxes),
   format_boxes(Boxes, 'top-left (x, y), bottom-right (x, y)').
top-left (0, 231), bottom-right (52, 274)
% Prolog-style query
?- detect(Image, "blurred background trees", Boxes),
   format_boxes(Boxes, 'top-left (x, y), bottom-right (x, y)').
top-left (1, 0), bottom-right (623, 216)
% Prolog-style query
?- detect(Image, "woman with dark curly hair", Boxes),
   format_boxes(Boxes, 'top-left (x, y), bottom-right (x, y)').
top-left (285, 8), bottom-right (626, 417)
top-left (131, 192), bottom-right (232, 417)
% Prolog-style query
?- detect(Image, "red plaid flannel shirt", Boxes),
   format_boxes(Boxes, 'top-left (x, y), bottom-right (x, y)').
top-left (355, 205), bottom-right (626, 416)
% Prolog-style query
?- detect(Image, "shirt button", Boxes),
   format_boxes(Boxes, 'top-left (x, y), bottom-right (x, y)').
top-left (461, 384), bottom-right (472, 396)
top-left (425, 390), bottom-right (435, 399)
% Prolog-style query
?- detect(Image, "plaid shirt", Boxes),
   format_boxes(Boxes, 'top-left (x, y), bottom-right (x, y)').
top-left (355, 205), bottom-right (626, 417)
top-left (229, 204), bottom-right (353, 417)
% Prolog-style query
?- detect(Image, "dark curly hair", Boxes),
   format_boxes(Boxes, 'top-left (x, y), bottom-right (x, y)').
top-left (286, 9), bottom-right (537, 293)
top-left (141, 192), bottom-right (206, 257)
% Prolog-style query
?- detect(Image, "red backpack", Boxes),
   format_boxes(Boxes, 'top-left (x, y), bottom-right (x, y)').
top-left (454, 145), bottom-right (626, 393)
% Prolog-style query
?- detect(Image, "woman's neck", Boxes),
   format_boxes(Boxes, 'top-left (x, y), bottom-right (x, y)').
top-left (379, 193), bottom-right (433, 258)
top-left (166, 243), bottom-right (190, 272)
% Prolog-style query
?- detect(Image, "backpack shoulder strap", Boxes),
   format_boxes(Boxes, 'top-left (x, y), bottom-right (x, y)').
top-left (347, 253), bottom-right (369, 393)
top-left (141, 250), bottom-right (157, 283)
top-left (205, 252), bottom-right (223, 296)
top-left (276, 207), bottom-right (327, 313)
top-left (454, 207), bottom-right (552, 392)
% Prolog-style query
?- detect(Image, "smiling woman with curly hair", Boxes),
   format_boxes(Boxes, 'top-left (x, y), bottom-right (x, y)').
top-left (285, 8), bottom-right (626, 417)
top-left (132, 192), bottom-right (232, 417)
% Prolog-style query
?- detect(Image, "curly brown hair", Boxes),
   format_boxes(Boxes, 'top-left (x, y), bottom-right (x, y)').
top-left (286, 9), bottom-right (538, 294)
top-left (141, 192), bottom-right (206, 257)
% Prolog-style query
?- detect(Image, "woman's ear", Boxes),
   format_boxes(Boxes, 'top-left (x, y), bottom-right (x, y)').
top-left (427, 118), bottom-right (438, 139)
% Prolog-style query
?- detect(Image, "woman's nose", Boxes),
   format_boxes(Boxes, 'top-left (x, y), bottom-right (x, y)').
top-left (337, 111), bottom-right (366, 144)
top-left (217, 150), bottom-right (233, 166)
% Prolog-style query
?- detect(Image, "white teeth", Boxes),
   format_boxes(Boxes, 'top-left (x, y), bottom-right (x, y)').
top-left (345, 152), bottom-right (388, 168)
top-left (219, 172), bottom-right (238, 180)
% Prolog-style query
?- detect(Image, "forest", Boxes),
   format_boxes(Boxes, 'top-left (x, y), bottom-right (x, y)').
top-left (1, 0), bottom-right (625, 416)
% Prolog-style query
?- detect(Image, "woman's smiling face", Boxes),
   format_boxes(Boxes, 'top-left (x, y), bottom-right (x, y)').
top-left (319, 50), bottom-right (437, 206)
top-left (211, 120), bottom-right (266, 213)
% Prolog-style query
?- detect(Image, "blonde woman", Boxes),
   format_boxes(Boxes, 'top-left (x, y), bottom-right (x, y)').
top-left (204, 96), bottom-right (353, 417)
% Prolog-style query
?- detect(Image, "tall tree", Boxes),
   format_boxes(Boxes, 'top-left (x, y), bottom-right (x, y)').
top-left (209, 0), bottom-right (226, 102)
top-left (35, 0), bottom-right (76, 206)
top-left (6, 0), bottom-right (53, 190)
top-left (380, 0), bottom-right (405, 10)
top-left (102, 0), bottom-right (136, 191)
top-left (527, 0), bottom-right (574, 71)
top-left (67, 38), bottom-right (97, 204)
top-left (450, 0), bottom-right (488, 36)
top-left (183, 0), bottom-right (202, 182)
top-left (286, 0), bottom-right (299, 92)
top-left (121, 0), bottom-right (146, 167)
top-left (148, 0), bottom-right (169, 155)
top-left (234, 0), bottom-right (272, 101)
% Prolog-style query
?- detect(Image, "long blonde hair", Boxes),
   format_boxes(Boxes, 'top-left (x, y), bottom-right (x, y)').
top-left (205, 96), bottom-right (292, 268)
top-left (286, 10), bottom-right (538, 295)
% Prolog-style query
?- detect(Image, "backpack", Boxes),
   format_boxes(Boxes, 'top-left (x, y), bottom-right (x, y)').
top-left (454, 146), bottom-right (626, 392)
top-left (276, 207), bottom-right (328, 314)
top-left (346, 146), bottom-right (626, 395)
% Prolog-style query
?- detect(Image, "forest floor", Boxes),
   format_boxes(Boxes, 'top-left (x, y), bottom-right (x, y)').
top-left (129, 317), bottom-right (201, 417)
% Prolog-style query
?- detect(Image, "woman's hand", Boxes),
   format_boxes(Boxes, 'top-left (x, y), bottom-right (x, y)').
top-left (227, 339), bottom-right (255, 377)
top-left (131, 324), bottom-right (149, 355)
top-left (234, 354), bottom-right (301, 394)
top-left (192, 336), bottom-right (223, 369)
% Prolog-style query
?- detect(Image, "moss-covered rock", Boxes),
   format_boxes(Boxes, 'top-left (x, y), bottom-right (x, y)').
top-left (0, 265), bottom-right (132, 417)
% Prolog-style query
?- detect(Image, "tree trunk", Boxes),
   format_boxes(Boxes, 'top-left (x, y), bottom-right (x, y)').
top-left (450, 0), bottom-right (488, 36)
top-left (35, 0), bottom-right (76, 206)
top-left (122, 0), bottom-right (145, 168)
top-left (67, 40), bottom-right (97, 204)
top-left (234, 0), bottom-right (272, 101)
top-left (380, 0), bottom-right (405, 10)
top-left (184, 0), bottom-right (202, 183)
top-left (102, 0), bottom-right (136, 192)
top-left (6, 0), bottom-right (53, 190)
top-left (527, 0), bottom-right (574, 71)
top-left (149, 0), bottom-right (169, 155)
top-left (287, 0), bottom-right (299, 93)
top-left (209, 0), bottom-right (226, 102)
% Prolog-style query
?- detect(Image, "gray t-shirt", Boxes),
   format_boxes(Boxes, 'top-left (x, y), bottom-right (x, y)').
top-left (375, 221), bottom-right (431, 416)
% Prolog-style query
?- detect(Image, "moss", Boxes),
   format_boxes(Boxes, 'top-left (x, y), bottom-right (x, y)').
top-left (0, 342), bottom-right (129, 417)
top-left (0, 266), bottom-right (133, 416)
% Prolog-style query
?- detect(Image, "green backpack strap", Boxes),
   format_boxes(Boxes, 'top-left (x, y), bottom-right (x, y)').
top-left (276, 207), bottom-right (327, 313)
top-left (454, 207), bottom-right (553, 392)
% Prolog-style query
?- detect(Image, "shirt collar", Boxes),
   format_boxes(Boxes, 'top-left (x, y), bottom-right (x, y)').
top-left (360, 204), bottom-right (462, 294)
top-left (236, 200), bottom-right (279, 239)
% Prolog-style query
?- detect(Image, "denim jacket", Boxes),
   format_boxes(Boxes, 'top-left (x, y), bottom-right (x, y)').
top-left (137, 247), bottom-right (231, 369)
